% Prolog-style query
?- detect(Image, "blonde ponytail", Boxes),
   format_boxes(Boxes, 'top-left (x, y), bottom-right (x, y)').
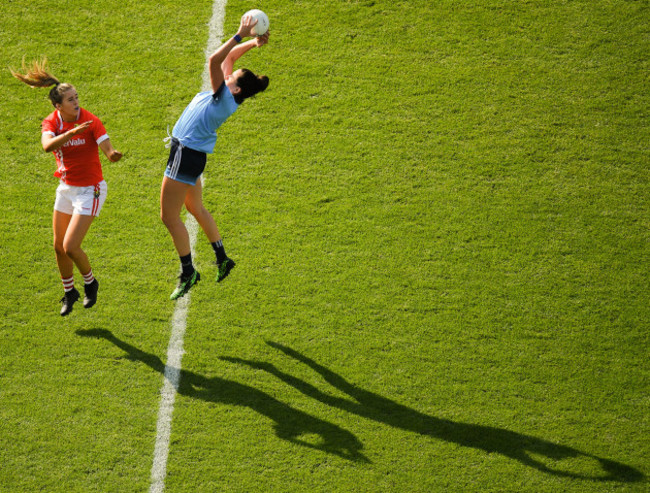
top-left (10, 57), bottom-right (74, 106)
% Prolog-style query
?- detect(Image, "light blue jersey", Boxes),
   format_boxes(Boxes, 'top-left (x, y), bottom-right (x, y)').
top-left (172, 84), bottom-right (239, 154)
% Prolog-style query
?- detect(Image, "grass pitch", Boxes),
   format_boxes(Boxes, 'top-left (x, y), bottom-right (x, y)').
top-left (0, 0), bottom-right (648, 491)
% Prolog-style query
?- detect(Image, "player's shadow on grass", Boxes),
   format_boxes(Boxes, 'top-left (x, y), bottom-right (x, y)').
top-left (220, 341), bottom-right (644, 483)
top-left (76, 329), bottom-right (368, 463)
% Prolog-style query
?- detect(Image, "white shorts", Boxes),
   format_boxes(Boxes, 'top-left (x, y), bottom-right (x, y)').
top-left (54, 180), bottom-right (108, 217)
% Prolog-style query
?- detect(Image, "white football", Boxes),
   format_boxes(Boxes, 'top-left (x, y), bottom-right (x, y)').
top-left (244, 9), bottom-right (269, 36)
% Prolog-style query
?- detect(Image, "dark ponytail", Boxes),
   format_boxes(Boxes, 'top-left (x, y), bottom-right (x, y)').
top-left (233, 69), bottom-right (269, 104)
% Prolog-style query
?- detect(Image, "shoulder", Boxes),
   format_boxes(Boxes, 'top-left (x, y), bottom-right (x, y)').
top-left (42, 110), bottom-right (60, 132)
top-left (42, 110), bottom-right (58, 124)
top-left (212, 83), bottom-right (237, 102)
top-left (80, 108), bottom-right (101, 122)
top-left (212, 82), bottom-right (226, 100)
top-left (212, 84), bottom-right (239, 109)
top-left (81, 109), bottom-right (107, 136)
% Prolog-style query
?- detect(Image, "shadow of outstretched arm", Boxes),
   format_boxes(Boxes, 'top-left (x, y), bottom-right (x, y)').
top-left (221, 341), bottom-right (644, 483)
top-left (76, 329), bottom-right (368, 463)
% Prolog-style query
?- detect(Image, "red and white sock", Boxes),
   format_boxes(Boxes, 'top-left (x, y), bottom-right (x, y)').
top-left (62, 276), bottom-right (75, 293)
top-left (82, 269), bottom-right (95, 285)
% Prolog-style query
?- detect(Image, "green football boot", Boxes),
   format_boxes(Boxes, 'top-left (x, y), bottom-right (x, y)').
top-left (170, 270), bottom-right (201, 300)
top-left (216, 258), bottom-right (236, 282)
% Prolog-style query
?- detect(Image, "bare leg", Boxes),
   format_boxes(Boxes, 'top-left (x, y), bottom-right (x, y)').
top-left (54, 209), bottom-right (97, 315)
top-left (63, 214), bottom-right (96, 275)
top-left (184, 178), bottom-right (222, 243)
top-left (160, 176), bottom-right (192, 256)
top-left (53, 210), bottom-right (74, 278)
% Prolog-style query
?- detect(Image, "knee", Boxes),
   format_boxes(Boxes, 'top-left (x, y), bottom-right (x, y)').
top-left (161, 208), bottom-right (182, 230)
top-left (53, 241), bottom-right (66, 257)
top-left (186, 203), bottom-right (210, 221)
top-left (184, 199), bottom-right (198, 216)
top-left (63, 242), bottom-right (81, 260)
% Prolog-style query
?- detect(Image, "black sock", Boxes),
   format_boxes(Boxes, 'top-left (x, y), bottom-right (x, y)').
top-left (211, 240), bottom-right (227, 264)
top-left (180, 253), bottom-right (195, 277)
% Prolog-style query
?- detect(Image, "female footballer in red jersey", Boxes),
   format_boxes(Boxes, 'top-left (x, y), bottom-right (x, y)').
top-left (12, 58), bottom-right (122, 316)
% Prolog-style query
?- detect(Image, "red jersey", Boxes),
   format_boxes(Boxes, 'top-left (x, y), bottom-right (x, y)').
top-left (42, 108), bottom-right (108, 186)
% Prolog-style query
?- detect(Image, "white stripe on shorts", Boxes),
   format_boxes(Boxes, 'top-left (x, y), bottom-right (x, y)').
top-left (169, 142), bottom-right (184, 180)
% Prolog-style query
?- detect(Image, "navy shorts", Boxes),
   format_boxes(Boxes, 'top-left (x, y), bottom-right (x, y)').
top-left (164, 138), bottom-right (207, 185)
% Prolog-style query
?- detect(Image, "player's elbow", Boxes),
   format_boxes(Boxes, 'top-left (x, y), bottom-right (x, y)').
top-left (209, 53), bottom-right (221, 66)
top-left (42, 137), bottom-right (57, 153)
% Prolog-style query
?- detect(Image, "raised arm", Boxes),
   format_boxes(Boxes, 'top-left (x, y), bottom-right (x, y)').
top-left (208, 15), bottom-right (258, 93)
top-left (221, 32), bottom-right (270, 77)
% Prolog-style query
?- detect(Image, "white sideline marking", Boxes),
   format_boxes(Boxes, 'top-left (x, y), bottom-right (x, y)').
top-left (149, 2), bottom-right (227, 492)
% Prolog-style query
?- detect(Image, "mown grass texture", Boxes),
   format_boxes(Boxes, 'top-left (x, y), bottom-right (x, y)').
top-left (0, 0), bottom-right (648, 491)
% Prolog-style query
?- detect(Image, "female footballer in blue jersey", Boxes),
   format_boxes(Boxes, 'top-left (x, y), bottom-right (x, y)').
top-left (162, 14), bottom-right (269, 300)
